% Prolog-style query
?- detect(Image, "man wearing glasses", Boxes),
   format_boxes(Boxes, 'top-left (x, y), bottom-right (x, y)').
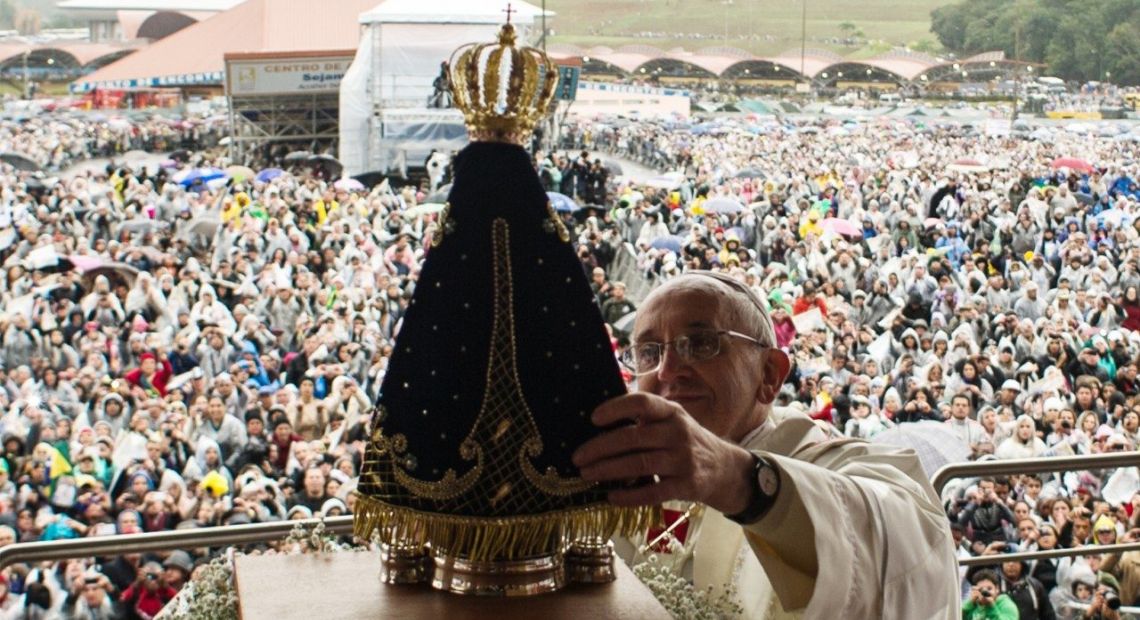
top-left (574, 271), bottom-right (959, 618)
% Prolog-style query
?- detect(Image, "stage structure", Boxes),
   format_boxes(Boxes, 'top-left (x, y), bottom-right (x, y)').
top-left (225, 50), bottom-right (354, 164)
top-left (338, 0), bottom-right (550, 177)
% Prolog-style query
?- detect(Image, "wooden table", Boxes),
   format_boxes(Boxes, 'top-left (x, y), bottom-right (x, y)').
top-left (234, 551), bottom-right (671, 619)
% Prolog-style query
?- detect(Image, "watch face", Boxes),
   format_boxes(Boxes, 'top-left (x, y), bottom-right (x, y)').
top-left (758, 465), bottom-right (779, 496)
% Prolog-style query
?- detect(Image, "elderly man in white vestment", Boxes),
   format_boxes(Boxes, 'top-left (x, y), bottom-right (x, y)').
top-left (574, 271), bottom-right (960, 619)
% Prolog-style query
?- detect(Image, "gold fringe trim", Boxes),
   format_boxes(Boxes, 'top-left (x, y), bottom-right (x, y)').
top-left (353, 495), bottom-right (661, 563)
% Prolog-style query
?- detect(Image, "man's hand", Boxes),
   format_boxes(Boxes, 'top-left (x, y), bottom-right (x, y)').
top-left (572, 393), bottom-right (756, 515)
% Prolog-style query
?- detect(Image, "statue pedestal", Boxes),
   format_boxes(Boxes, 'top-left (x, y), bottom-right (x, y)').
top-left (233, 551), bottom-right (670, 619)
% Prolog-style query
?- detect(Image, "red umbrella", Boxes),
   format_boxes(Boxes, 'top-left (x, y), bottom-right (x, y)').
top-left (1050, 157), bottom-right (1094, 172)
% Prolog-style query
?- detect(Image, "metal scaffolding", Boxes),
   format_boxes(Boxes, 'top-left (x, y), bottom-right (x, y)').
top-left (228, 92), bottom-right (341, 164)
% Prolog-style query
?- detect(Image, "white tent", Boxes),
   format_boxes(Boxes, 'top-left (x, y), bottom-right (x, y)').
top-left (339, 0), bottom-right (550, 176)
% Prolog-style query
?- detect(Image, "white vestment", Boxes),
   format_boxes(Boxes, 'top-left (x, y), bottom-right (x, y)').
top-left (621, 406), bottom-right (960, 619)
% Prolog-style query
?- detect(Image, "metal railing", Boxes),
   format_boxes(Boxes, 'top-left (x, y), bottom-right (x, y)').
top-left (0, 516), bottom-right (354, 571)
top-left (0, 453), bottom-right (1133, 577)
top-left (931, 451), bottom-right (1140, 497)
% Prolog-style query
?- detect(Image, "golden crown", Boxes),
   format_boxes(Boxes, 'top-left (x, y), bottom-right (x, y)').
top-left (449, 23), bottom-right (558, 145)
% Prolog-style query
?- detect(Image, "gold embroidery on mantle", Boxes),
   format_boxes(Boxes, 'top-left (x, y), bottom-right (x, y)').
top-left (521, 437), bottom-right (595, 496)
top-left (432, 202), bottom-right (454, 248)
top-left (379, 217), bottom-right (593, 506)
top-left (385, 431), bottom-right (483, 501)
top-left (544, 201), bottom-right (571, 243)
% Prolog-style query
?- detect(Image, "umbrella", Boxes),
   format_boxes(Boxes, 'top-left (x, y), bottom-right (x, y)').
top-left (26, 246), bottom-right (66, 271)
top-left (603, 160), bottom-right (623, 176)
top-left (733, 168), bottom-right (765, 179)
top-left (67, 255), bottom-right (105, 272)
top-left (308, 154), bottom-right (343, 176)
top-left (334, 178), bottom-right (366, 192)
top-left (168, 149), bottom-right (192, 163)
top-left (284, 150), bottom-right (312, 163)
top-left (80, 262), bottom-right (140, 291)
top-left (870, 421), bottom-right (970, 480)
top-left (120, 150), bottom-right (150, 162)
top-left (179, 215), bottom-right (223, 238)
top-left (1075, 192), bottom-right (1094, 206)
top-left (1050, 157), bottom-right (1094, 173)
top-left (819, 218), bottom-right (861, 237)
top-left (255, 168), bottom-right (285, 183)
top-left (613, 311), bottom-right (637, 334)
top-left (174, 167), bottom-right (226, 187)
top-left (703, 197), bottom-right (744, 214)
top-left (923, 217), bottom-right (944, 228)
top-left (643, 172), bottom-right (685, 190)
top-left (351, 171), bottom-right (386, 188)
top-left (225, 165), bottom-right (255, 183)
top-left (115, 219), bottom-right (168, 236)
top-left (649, 236), bottom-right (685, 253)
top-left (403, 203), bottom-right (447, 218)
top-left (946, 158), bottom-right (988, 174)
top-left (0, 153), bottom-right (41, 171)
top-left (547, 192), bottom-right (579, 213)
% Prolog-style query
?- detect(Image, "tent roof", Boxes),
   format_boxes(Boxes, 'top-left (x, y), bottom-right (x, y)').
top-left (360, 0), bottom-right (550, 24)
top-left (73, 0), bottom-right (376, 91)
top-left (57, 0), bottom-right (239, 10)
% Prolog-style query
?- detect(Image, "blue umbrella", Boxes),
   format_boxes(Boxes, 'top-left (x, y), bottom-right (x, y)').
top-left (547, 191), bottom-right (579, 213)
top-left (175, 167), bottom-right (226, 187)
top-left (649, 236), bottom-right (684, 253)
top-left (256, 168), bottom-right (285, 183)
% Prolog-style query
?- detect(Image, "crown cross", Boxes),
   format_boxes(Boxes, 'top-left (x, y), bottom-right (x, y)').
top-left (502, 3), bottom-right (517, 24)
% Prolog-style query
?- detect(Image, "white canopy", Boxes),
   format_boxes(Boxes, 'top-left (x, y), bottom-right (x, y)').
top-left (340, 0), bottom-right (553, 175)
top-left (360, 0), bottom-right (550, 25)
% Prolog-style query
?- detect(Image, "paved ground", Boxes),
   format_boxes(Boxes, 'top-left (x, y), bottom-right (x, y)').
top-left (604, 155), bottom-right (661, 184)
top-left (60, 152), bottom-right (170, 179)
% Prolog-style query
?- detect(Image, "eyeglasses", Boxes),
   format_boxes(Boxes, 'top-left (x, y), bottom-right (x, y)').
top-left (621, 329), bottom-right (767, 376)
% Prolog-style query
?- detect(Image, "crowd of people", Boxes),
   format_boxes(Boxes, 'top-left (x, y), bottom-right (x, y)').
top-left (555, 114), bottom-right (1140, 619)
top-left (0, 101), bottom-right (1134, 617)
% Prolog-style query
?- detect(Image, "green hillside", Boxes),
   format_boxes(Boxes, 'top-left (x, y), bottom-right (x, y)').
top-left (544, 0), bottom-right (948, 57)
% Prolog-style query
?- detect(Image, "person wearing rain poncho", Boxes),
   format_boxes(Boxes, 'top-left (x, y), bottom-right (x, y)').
top-left (124, 272), bottom-right (172, 329)
top-left (995, 415), bottom-right (1049, 460)
top-left (843, 395), bottom-right (893, 440)
top-left (79, 275), bottom-right (122, 317)
top-left (181, 437), bottom-right (233, 494)
top-left (189, 284), bottom-right (236, 335)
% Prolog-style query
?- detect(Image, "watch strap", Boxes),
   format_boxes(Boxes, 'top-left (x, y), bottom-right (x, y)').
top-left (725, 454), bottom-right (780, 525)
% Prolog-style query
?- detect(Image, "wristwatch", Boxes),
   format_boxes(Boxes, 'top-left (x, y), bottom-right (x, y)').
top-left (725, 454), bottom-right (781, 525)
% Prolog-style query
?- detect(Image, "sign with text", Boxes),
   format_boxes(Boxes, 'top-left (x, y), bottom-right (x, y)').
top-left (225, 52), bottom-right (354, 97)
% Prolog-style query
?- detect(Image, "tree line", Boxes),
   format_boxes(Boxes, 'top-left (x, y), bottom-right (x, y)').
top-left (930, 0), bottom-right (1140, 86)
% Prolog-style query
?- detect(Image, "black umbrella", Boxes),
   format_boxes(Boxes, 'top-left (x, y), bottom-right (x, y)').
top-left (284, 150), bottom-right (312, 163)
top-left (35, 256), bottom-right (75, 274)
top-left (734, 168), bottom-right (765, 179)
top-left (603, 160), bottom-right (623, 176)
top-left (0, 153), bottom-right (41, 172)
top-left (308, 154), bottom-right (343, 179)
top-left (1075, 192), bottom-right (1095, 206)
top-left (352, 171), bottom-right (387, 189)
top-left (168, 149), bottom-right (192, 163)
